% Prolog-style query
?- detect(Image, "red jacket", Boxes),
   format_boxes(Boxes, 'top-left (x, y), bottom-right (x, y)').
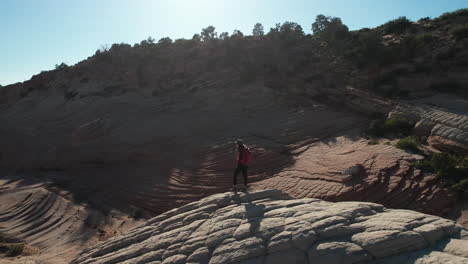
top-left (238, 147), bottom-right (252, 165)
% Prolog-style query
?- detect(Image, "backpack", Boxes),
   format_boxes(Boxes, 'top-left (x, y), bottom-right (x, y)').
top-left (243, 148), bottom-right (252, 165)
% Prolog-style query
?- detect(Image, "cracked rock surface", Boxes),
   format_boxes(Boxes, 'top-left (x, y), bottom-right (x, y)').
top-left (73, 190), bottom-right (468, 264)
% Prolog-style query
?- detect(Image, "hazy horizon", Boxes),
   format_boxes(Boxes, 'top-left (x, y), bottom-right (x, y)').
top-left (1, 0), bottom-right (467, 86)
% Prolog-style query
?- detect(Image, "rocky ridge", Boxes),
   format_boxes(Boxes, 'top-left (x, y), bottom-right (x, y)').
top-left (73, 190), bottom-right (468, 264)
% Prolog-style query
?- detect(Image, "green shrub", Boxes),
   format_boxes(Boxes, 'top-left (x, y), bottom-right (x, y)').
top-left (64, 89), bottom-right (78, 100)
top-left (452, 178), bottom-right (468, 192)
top-left (418, 17), bottom-right (431, 24)
top-left (381, 16), bottom-right (412, 34)
top-left (54, 63), bottom-right (69, 71)
top-left (399, 35), bottom-right (426, 59)
top-left (414, 153), bottom-right (468, 192)
top-left (367, 119), bottom-right (386, 136)
top-left (384, 118), bottom-right (415, 134)
top-left (7, 243), bottom-right (24, 257)
top-left (396, 136), bottom-right (420, 152)
top-left (368, 139), bottom-right (379, 145)
top-left (366, 118), bottom-right (415, 137)
top-left (431, 153), bottom-right (458, 171)
top-left (437, 8), bottom-right (468, 22)
top-left (414, 159), bottom-right (435, 172)
top-left (451, 24), bottom-right (468, 40)
top-left (416, 33), bottom-right (438, 43)
top-left (347, 30), bottom-right (386, 67)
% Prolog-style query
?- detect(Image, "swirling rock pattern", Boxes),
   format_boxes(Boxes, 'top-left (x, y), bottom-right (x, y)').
top-left (0, 83), bottom-right (369, 215)
top-left (389, 103), bottom-right (468, 154)
top-left (73, 190), bottom-right (468, 264)
top-left (252, 137), bottom-right (455, 217)
top-left (344, 86), bottom-right (468, 154)
top-left (0, 175), bottom-right (141, 263)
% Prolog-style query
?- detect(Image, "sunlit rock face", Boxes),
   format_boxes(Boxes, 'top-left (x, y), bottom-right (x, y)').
top-left (73, 190), bottom-right (468, 264)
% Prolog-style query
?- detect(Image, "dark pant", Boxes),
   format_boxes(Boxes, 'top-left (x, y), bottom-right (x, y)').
top-left (233, 163), bottom-right (248, 186)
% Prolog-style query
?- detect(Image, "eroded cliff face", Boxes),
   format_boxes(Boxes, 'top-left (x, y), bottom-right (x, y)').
top-left (72, 190), bottom-right (468, 264)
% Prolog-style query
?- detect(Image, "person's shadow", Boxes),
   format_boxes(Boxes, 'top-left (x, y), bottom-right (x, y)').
top-left (232, 191), bottom-right (266, 235)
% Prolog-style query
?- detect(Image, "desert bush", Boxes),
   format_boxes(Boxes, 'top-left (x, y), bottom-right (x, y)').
top-left (64, 89), bottom-right (78, 100)
top-left (381, 16), bottom-right (412, 34)
top-left (94, 46), bottom-right (112, 62)
top-left (368, 139), bottom-right (379, 145)
top-left (418, 17), bottom-right (431, 24)
top-left (312, 15), bottom-right (350, 44)
top-left (158, 37), bottom-right (173, 46)
top-left (414, 159), bottom-right (435, 172)
top-left (7, 243), bottom-right (24, 257)
top-left (345, 30), bottom-right (401, 67)
top-left (399, 35), bottom-right (425, 59)
top-left (367, 118), bottom-right (415, 137)
top-left (453, 178), bottom-right (468, 192)
top-left (451, 24), bottom-right (468, 40)
top-left (416, 32), bottom-right (438, 43)
top-left (109, 43), bottom-right (132, 53)
top-left (55, 62), bottom-right (69, 70)
top-left (396, 136), bottom-right (420, 152)
top-left (268, 21), bottom-right (304, 47)
top-left (436, 8), bottom-right (468, 22)
top-left (415, 153), bottom-right (468, 192)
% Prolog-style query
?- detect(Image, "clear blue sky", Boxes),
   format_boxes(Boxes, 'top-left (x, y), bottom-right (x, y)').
top-left (1, 0), bottom-right (467, 85)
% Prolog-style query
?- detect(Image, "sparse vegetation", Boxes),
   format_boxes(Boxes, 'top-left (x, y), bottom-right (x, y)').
top-left (435, 8), bottom-right (468, 23)
top-left (415, 153), bottom-right (468, 192)
top-left (366, 118), bottom-right (415, 137)
top-left (64, 89), bottom-right (78, 100)
top-left (396, 136), bottom-right (420, 152)
top-left (55, 62), bottom-right (69, 70)
top-left (368, 139), bottom-right (379, 145)
top-left (380, 16), bottom-right (413, 34)
top-left (451, 23), bottom-right (468, 40)
top-left (0, 232), bottom-right (25, 257)
top-left (6, 243), bottom-right (24, 257)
